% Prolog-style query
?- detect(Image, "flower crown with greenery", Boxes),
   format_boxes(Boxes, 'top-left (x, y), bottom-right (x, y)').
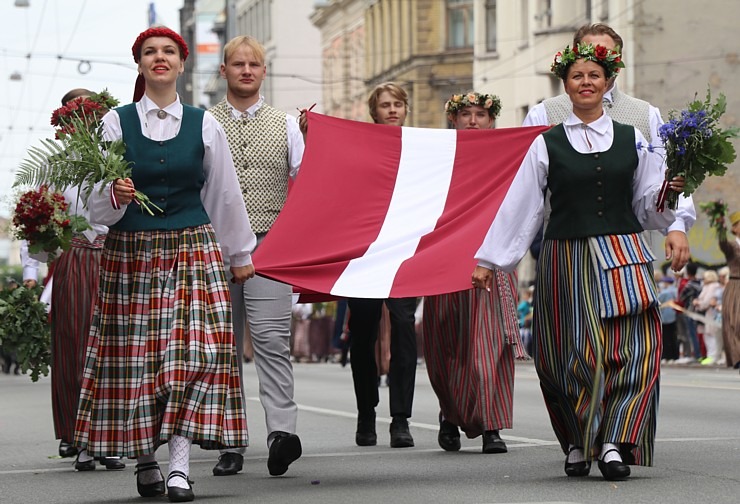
top-left (445, 92), bottom-right (502, 117)
top-left (550, 43), bottom-right (625, 80)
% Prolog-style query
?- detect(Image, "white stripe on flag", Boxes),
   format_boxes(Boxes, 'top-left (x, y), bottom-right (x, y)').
top-left (331, 127), bottom-right (457, 297)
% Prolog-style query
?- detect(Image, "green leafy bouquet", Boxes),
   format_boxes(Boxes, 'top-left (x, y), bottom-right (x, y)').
top-left (699, 199), bottom-right (729, 237)
top-left (657, 89), bottom-right (739, 210)
top-left (0, 284), bottom-right (51, 382)
top-left (14, 90), bottom-right (161, 216)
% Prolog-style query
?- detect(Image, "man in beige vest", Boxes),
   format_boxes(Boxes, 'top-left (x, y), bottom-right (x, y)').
top-left (208, 35), bottom-right (304, 477)
top-left (523, 23), bottom-right (695, 272)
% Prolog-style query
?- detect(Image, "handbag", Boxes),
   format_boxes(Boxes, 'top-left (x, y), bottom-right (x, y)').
top-left (588, 233), bottom-right (658, 318)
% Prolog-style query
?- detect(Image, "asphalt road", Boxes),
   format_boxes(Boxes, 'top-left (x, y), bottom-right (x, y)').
top-left (1, 360), bottom-right (739, 504)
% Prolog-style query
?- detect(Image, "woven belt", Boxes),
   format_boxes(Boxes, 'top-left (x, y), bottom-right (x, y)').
top-left (71, 234), bottom-right (107, 250)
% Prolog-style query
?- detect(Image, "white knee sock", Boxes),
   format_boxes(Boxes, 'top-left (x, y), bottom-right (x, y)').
top-left (600, 442), bottom-right (622, 463)
top-left (167, 436), bottom-right (192, 489)
top-left (136, 453), bottom-right (162, 484)
top-left (77, 449), bottom-right (94, 463)
top-left (567, 444), bottom-right (586, 463)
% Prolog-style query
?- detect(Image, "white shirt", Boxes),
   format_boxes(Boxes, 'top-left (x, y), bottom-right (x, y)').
top-left (522, 83), bottom-right (695, 234)
top-left (476, 113), bottom-right (677, 272)
top-left (226, 95), bottom-right (304, 180)
top-left (20, 241), bottom-right (39, 281)
top-left (88, 94), bottom-right (257, 267)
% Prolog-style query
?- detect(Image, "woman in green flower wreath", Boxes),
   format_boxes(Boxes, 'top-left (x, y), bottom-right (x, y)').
top-left (423, 91), bottom-right (527, 455)
top-left (472, 44), bottom-right (686, 480)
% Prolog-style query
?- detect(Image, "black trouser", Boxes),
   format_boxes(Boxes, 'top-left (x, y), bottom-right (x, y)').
top-left (348, 297), bottom-right (417, 418)
top-left (661, 322), bottom-right (679, 361)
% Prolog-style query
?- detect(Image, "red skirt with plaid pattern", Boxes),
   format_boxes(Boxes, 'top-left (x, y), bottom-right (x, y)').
top-left (73, 224), bottom-right (248, 458)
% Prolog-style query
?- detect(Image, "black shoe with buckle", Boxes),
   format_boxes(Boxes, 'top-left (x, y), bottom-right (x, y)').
top-left (58, 440), bottom-right (78, 458)
top-left (135, 461), bottom-right (165, 498)
top-left (166, 470), bottom-right (194, 502)
top-left (213, 452), bottom-right (243, 476)
top-left (98, 456), bottom-right (125, 470)
top-left (389, 416), bottom-right (414, 448)
top-left (564, 446), bottom-right (591, 477)
top-left (355, 410), bottom-right (377, 446)
top-left (267, 432), bottom-right (302, 476)
top-left (482, 430), bottom-right (507, 454)
top-left (597, 449), bottom-right (631, 481)
top-left (438, 420), bottom-right (461, 452)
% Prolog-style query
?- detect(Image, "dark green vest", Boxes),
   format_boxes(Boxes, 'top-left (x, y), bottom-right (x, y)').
top-left (111, 103), bottom-right (210, 231)
top-left (543, 121), bottom-right (643, 240)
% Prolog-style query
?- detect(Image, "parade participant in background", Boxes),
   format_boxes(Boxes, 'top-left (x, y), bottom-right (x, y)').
top-left (718, 211), bottom-right (740, 372)
top-left (300, 83), bottom-right (418, 448)
top-left (523, 23), bottom-right (695, 272)
top-left (346, 83), bottom-right (417, 449)
top-left (207, 34), bottom-right (303, 478)
top-left (473, 42), bottom-right (685, 480)
top-left (32, 89), bottom-right (125, 471)
top-left (423, 92), bottom-right (524, 454)
top-left (73, 27), bottom-right (256, 502)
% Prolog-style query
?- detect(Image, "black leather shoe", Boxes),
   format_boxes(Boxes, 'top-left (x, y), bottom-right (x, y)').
top-left (167, 470), bottom-right (194, 502)
top-left (213, 452), bottom-right (243, 476)
top-left (98, 456), bottom-right (126, 470)
top-left (438, 420), bottom-right (460, 452)
top-left (482, 430), bottom-right (507, 454)
top-left (135, 461), bottom-right (165, 498)
top-left (564, 446), bottom-right (591, 477)
top-left (389, 416), bottom-right (414, 448)
top-left (58, 440), bottom-right (78, 458)
top-left (267, 432), bottom-right (302, 476)
top-left (74, 455), bottom-right (95, 472)
top-left (597, 449), bottom-right (631, 481)
top-left (356, 411), bottom-right (377, 446)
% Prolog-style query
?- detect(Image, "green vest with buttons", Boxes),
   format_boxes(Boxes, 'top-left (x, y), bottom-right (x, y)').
top-left (110, 103), bottom-right (210, 231)
top-left (543, 121), bottom-right (643, 240)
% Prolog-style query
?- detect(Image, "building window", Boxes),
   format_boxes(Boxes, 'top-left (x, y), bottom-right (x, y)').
top-left (485, 0), bottom-right (497, 52)
top-left (447, 0), bottom-right (473, 49)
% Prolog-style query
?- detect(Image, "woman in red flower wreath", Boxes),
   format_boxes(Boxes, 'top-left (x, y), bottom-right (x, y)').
top-left (72, 26), bottom-right (257, 502)
top-left (472, 43), bottom-right (686, 481)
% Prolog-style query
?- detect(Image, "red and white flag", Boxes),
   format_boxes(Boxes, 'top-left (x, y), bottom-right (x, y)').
top-left (253, 112), bottom-right (547, 298)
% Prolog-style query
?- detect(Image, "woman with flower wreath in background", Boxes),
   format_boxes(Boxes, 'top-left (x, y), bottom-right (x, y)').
top-left (472, 43), bottom-right (686, 480)
top-left (25, 88), bottom-right (126, 471)
top-left (717, 211), bottom-right (740, 373)
top-left (72, 26), bottom-right (256, 503)
top-left (423, 92), bottom-right (526, 455)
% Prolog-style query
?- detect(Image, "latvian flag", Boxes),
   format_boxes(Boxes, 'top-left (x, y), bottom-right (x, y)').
top-left (253, 112), bottom-right (547, 298)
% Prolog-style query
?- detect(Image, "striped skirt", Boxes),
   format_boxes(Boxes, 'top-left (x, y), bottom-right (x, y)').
top-left (73, 224), bottom-right (247, 458)
top-left (533, 238), bottom-right (660, 466)
top-left (422, 269), bottom-right (521, 438)
top-left (50, 236), bottom-right (104, 442)
top-left (721, 279), bottom-right (740, 367)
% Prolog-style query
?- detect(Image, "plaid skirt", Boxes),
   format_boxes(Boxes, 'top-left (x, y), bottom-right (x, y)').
top-left (73, 224), bottom-right (248, 458)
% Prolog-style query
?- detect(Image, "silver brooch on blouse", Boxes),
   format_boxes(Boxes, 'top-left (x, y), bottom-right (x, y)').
top-left (156, 109), bottom-right (167, 120)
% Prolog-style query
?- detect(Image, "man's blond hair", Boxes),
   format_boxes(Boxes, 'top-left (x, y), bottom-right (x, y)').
top-left (223, 35), bottom-right (265, 65)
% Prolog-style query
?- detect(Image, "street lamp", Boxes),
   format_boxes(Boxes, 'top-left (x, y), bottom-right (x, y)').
top-left (14, 0), bottom-right (30, 7)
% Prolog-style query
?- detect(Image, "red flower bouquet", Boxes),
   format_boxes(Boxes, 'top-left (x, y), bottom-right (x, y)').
top-left (12, 186), bottom-right (90, 260)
